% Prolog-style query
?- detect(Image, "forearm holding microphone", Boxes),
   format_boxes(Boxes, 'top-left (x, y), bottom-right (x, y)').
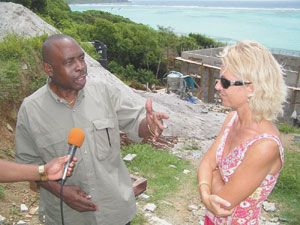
top-left (0, 156), bottom-right (77, 183)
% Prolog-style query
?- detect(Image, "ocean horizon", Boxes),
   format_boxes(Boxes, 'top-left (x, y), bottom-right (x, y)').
top-left (70, 1), bottom-right (300, 56)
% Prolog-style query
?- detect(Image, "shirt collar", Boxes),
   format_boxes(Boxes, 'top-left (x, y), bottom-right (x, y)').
top-left (46, 78), bottom-right (85, 106)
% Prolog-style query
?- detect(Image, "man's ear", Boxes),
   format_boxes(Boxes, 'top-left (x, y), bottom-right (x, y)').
top-left (43, 63), bottom-right (53, 77)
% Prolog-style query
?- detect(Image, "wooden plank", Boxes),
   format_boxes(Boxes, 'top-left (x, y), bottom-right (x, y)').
top-left (288, 86), bottom-right (300, 91)
top-left (296, 68), bottom-right (300, 87)
top-left (131, 174), bottom-right (147, 197)
top-left (175, 57), bottom-right (220, 70)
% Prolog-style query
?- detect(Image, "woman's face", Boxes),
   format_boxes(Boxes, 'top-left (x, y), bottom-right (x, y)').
top-left (215, 67), bottom-right (250, 109)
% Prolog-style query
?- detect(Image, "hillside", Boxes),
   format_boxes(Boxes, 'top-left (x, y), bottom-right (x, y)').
top-left (0, 1), bottom-right (226, 141)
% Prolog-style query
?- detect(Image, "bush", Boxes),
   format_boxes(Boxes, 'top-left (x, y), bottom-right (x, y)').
top-left (0, 34), bottom-right (46, 108)
top-left (80, 41), bottom-right (99, 61)
top-left (278, 123), bottom-right (300, 134)
top-left (108, 61), bottom-right (159, 86)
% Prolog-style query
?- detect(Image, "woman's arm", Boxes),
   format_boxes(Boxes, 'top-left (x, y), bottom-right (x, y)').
top-left (197, 138), bottom-right (233, 216)
top-left (215, 139), bottom-right (282, 210)
top-left (197, 112), bottom-right (235, 216)
top-left (0, 156), bottom-right (76, 183)
top-left (211, 168), bottom-right (225, 194)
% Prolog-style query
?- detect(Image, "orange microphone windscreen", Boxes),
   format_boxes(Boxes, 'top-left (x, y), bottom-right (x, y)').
top-left (68, 128), bottom-right (85, 147)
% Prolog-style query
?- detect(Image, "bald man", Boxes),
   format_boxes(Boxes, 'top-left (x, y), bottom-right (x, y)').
top-left (15, 34), bottom-right (168, 225)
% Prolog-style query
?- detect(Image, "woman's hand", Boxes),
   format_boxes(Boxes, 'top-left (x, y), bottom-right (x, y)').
top-left (206, 194), bottom-right (234, 217)
top-left (201, 190), bottom-right (233, 217)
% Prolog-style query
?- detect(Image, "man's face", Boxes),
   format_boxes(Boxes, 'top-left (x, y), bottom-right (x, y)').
top-left (46, 39), bottom-right (87, 91)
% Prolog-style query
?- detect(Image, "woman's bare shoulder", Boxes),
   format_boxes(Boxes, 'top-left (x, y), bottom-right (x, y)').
top-left (259, 120), bottom-right (280, 137)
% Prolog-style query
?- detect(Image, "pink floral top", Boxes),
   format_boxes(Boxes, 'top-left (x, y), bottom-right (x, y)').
top-left (206, 112), bottom-right (284, 225)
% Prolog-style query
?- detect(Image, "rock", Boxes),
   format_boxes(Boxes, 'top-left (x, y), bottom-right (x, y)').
top-left (188, 204), bottom-right (199, 211)
top-left (143, 203), bottom-right (157, 212)
top-left (25, 214), bottom-right (32, 219)
top-left (183, 169), bottom-right (191, 174)
top-left (279, 217), bottom-right (289, 222)
top-left (145, 213), bottom-right (172, 225)
top-left (270, 217), bottom-right (279, 222)
top-left (198, 220), bottom-right (205, 225)
top-left (264, 221), bottom-right (279, 225)
top-left (160, 200), bottom-right (173, 206)
top-left (20, 204), bottom-right (28, 212)
top-left (260, 216), bottom-right (266, 221)
top-left (293, 135), bottom-right (300, 143)
top-left (169, 164), bottom-right (177, 168)
top-left (6, 123), bottom-right (13, 133)
top-left (196, 209), bottom-right (205, 217)
top-left (184, 217), bottom-right (190, 222)
top-left (29, 206), bottom-right (39, 215)
top-left (123, 153), bottom-right (137, 161)
top-left (0, 215), bottom-right (6, 224)
top-left (16, 220), bottom-right (27, 225)
top-left (139, 193), bottom-right (150, 200)
top-left (263, 201), bottom-right (276, 212)
top-left (0, 2), bottom-right (57, 40)
top-left (22, 63), bottom-right (28, 70)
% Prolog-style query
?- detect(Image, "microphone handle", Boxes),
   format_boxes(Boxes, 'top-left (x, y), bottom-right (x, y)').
top-left (61, 145), bottom-right (77, 184)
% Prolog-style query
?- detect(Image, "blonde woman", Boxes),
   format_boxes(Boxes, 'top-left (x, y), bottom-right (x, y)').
top-left (197, 40), bottom-right (287, 225)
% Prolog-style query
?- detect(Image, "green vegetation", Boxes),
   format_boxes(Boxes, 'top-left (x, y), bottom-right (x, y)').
top-left (10, 204), bottom-right (21, 217)
top-left (0, 35), bottom-right (100, 117)
top-left (270, 150), bottom-right (300, 224)
top-left (1, 0), bottom-right (223, 88)
top-left (278, 122), bottom-right (300, 134)
top-left (0, 35), bottom-right (46, 109)
top-left (121, 144), bottom-right (195, 225)
top-left (0, 185), bottom-right (5, 199)
top-left (268, 123), bottom-right (300, 224)
top-left (131, 212), bottom-right (147, 225)
top-left (121, 144), bottom-right (193, 202)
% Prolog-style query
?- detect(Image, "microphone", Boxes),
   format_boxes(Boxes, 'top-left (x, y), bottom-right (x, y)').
top-left (61, 128), bottom-right (85, 184)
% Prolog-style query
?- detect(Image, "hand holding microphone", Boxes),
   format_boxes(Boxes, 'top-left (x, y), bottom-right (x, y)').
top-left (61, 128), bottom-right (85, 184)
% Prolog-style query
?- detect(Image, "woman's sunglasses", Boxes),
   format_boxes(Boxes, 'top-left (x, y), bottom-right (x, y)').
top-left (216, 76), bottom-right (251, 89)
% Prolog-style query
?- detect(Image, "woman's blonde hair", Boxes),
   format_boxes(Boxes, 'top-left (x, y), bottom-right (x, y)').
top-left (219, 40), bottom-right (287, 121)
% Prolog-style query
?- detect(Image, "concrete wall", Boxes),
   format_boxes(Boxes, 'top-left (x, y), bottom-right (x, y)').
top-left (282, 88), bottom-right (300, 123)
top-left (274, 54), bottom-right (300, 72)
top-left (177, 48), bottom-right (300, 123)
top-left (181, 47), bottom-right (222, 68)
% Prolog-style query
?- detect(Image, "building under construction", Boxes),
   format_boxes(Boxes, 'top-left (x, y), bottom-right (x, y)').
top-left (173, 47), bottom-right (300, 123)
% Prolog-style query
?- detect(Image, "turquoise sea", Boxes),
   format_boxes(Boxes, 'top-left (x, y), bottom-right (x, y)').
top-left (70, 1), bottom-right (300, 55)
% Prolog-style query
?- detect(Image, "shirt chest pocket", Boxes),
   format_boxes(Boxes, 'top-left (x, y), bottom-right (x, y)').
top-left (92, 119), bottom-right (116, 160)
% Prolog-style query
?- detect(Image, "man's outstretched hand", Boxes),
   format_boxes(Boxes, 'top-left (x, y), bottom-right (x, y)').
top-left (145, 98), bottom-right (169, 141)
